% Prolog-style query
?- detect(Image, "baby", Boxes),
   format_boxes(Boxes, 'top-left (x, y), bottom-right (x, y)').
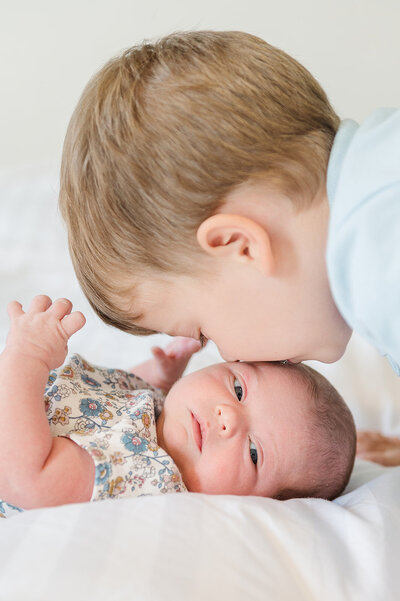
top-left (0, 296), bottom-right (356, 517)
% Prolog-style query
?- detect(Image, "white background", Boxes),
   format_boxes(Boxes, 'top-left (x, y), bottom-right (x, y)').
top-left (1, 0), bottom-right (399, 171)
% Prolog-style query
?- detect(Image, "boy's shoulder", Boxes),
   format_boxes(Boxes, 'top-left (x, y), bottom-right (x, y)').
top-left (326, 107), bottom-right (400, 374)
top-left (327, 107), bottom-right (400, 222)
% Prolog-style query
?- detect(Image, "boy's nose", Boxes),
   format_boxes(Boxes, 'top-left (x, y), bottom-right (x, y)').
top-left (219, 349), bottom-right (238, 362)
top-left (215, 404), bottom-right (240, 437)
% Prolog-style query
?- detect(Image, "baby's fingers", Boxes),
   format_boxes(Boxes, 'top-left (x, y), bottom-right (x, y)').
top-left (28, 295), bottom-right (52, 313)
top-left (7, 300), bottom-right (24, 320)
top-left (151, 346), bottom-right (168, 361)
top-left (48, 298), bottom-right (73, 320)
top-left (61, 311), bottom-right (86, 338)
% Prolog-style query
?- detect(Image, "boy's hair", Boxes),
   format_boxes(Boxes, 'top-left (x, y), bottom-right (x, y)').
top-left (59, 30), bottom-right (340, 333)
top-left (275, 363), bottom-right (356, 501)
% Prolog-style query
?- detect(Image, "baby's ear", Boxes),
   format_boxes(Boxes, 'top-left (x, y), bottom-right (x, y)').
top-left (196, 214), bottom-right (273, 275)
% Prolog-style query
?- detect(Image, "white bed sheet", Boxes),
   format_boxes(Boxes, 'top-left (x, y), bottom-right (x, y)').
top-left (0, 462), bottom-right (399, 601)
top-left (1, 166), bottom-right (400, 600)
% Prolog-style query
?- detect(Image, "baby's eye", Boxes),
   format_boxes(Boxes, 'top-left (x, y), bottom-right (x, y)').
top-left (249, 440), bottom-right (258, 465)
top-left (233, 378), bottom-right (243, 401)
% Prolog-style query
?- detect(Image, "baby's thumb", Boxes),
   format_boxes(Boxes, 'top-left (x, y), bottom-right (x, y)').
top-left (61, 311), bottom-right (86, 338)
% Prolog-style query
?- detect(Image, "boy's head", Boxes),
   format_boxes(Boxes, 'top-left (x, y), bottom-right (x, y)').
top-left (60, 30), bottom-right (351, 364)
top-left (156, 360), bottom-right (356, 500)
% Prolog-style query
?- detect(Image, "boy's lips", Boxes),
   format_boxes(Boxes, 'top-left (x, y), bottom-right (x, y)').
top-left (191, 412), bottom-right (206, 452)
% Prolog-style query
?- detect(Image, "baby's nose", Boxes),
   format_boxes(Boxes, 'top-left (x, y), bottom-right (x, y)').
top-left (215, 404), bottom-right (240, 437)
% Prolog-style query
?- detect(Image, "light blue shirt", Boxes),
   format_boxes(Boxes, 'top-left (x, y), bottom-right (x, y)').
top-left (326, 108), bottom-right (400, 375)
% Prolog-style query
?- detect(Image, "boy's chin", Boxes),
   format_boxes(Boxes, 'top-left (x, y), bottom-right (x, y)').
top-left (315, 335), bottom-right (352, 364)
top-left (290, 333), bottom-right (352, 365)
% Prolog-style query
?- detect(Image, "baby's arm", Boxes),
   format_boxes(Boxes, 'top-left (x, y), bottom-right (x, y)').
top-left (0, 295), bottom-right (94, 509)
top-left (130, 337), bottom-right (202, 392)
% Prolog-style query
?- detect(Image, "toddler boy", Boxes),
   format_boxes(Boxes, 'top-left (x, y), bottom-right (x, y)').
top-left (59, 31), bottom-right (400, 374)
top-left (0, 296), bottom-right (355, 517)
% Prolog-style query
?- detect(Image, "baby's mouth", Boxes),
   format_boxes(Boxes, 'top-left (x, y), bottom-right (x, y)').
top-left (191, 412), bottom-right (204, 452)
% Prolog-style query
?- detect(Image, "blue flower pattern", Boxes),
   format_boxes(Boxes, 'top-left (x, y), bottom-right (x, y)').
top-left (122, 432), bottom-right (149, 454)
top-left (0, 354), bottom-right (186, 518)
top-left (80, 397), bottom-right (104, 417)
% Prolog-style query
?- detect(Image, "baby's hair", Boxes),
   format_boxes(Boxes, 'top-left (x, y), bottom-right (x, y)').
top-left (59, 30), bottom-right (340, 333)
top-left (274, 363), bottom-right (356, 501)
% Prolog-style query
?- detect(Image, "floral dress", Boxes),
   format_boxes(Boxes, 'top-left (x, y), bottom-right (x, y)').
top-left (0, 354), bottom-right (186, 518)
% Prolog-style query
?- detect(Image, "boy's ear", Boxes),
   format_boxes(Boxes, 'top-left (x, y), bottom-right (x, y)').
top-left (196, 214), bottom-right (273, 274)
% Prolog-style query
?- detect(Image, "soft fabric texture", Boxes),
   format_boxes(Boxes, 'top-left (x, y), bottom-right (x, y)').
top-left (0, 461), bottom-right (399, 601)
top-left (327, 107), bottom-right (400, 375)
top-left (0, 354), bottom-right (185, 516)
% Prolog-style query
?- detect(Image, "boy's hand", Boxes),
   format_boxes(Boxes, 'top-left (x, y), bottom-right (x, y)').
top-left (6, 295), bottom-right (85, 371)
top-left (130, 337), bottom-right (202, 392)
top-left (356, 431), bottom-right (400, 467)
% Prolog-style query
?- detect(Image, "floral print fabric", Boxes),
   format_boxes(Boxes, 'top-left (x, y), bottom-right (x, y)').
top-left (0, 354), bottom-right (186, 518)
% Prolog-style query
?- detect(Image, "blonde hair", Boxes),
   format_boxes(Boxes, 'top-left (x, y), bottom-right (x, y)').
top-left (59, 30), bottom-right (340, 333)
top-left (275, 363), bottom-right (356, 501)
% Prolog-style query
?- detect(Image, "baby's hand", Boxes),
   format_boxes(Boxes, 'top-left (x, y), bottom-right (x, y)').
top-left (130, 337), bottom-right (202, 392)
top-left (356, 431), bottom-right (400, 467)
top-left (6, 295), bottom-right (85, 371)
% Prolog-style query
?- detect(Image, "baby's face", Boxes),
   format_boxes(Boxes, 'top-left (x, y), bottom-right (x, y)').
top-left (156, 361), bottom-right (314, 497)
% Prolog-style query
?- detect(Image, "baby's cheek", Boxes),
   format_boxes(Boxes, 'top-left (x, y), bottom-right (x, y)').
top-left (195, 451), bottom-right (237, 495)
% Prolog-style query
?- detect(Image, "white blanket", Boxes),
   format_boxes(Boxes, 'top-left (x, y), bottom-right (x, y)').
top-left (1, 167), bottom-right (400, 600)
